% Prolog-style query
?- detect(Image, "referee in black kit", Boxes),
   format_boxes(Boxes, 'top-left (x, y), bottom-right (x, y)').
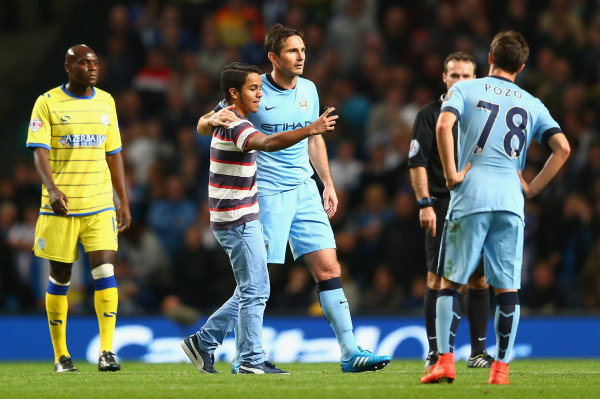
top-left (408, 52), bottom-right (493, 370)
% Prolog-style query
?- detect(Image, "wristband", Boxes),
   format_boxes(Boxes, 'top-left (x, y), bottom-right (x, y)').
top-left (417, 197), bottom-right (435, 209)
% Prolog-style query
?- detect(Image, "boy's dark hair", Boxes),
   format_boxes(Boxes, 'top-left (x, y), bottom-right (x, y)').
top-left (221, 62), bottom-right (261, 102)
top-left (264, 23), bottom-right (303, 56)
top-left (490, 30), bottom-right (529, 74)
top-left (443, 51), bottom-right (476, 74)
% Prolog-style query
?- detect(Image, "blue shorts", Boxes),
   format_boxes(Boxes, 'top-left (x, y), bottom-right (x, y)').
top-left (438, 211), bottom-right (524, 289)
top-left (258, 179), bottom-right (336, 264)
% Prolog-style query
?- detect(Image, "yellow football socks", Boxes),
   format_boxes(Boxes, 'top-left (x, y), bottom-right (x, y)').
top-left (92, 264), bottom-right (118, 353)
top-left (46, 278), bottom-right (70, 363)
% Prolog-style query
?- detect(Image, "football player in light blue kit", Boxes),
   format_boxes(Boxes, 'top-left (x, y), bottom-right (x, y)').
top-left (198, 24), bottom-right (391, 373)
top-left (420, 31), bottom-right (570, 385)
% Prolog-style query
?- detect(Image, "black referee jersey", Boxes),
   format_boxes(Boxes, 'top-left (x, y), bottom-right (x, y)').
top-left (407, 95), bottom-right (458, 198)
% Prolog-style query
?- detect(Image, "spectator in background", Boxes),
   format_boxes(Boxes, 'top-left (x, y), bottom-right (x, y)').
top-left (215, 0), bottom-right (265, 64)
top-left (351, 183), bottom-right (393, 287)
top-left (101, 4), bottom-right (144, 92)
top-left (7, 203), bottom-right (39, 309)
top-left (329, 140), bottom-right (363, 195)
top-left (360, 264), bottom-right (403, 312)
top-left (0, 228), bottom-right (14, 310)
top-left (404, 275), bottom-right (427, 310)
top-left (126, 118), bottom-right (166, 189)
top-left (330, 78), bottom-right (371, 147)
top-left (102, 35), bottom-right (138, 92)
top-left (521, 259), bottom-right (569, 313)
top-left (303, 23), bottom-right (328, 64)
top-left (105, 3), bottom-right (144, 61)
top-left (379, 6), bottom-right (409, 65)
top-left (160, 86), bottom-right (197, 145)
top-left (271, 264), bottom-right (315, 311)
top-left (146, 174), bottom-right (196, 259)
top-left (536, 0), bottom-right (585, 64)
top-left (576, 140), bottom-right (600, 193)
top-left (558, 192), bottom-right (594, 301)
top-left (0, 201), bottom-right (18, 240)
top-left (196, 18), bottom-right (228, 81)
top-left (172, 224), bottom-right (231, 311)
top-left (114, 88), bottom-right (143, 128)
top-left (112, 257), bottom-right (141, 316)
top-left (116, 221), bottom-right (172, 309)
top-left (12, 161), bottom-right (41, 208)
top-left (381, 188), bottom-right (425, 293)
top-left (582, 237), bottom-right (600, 310)
top-left (158, 4), bottom-right (198, 68)
top-left (366, 85), bottom-right (407, 145)
top-left (133, 49), bottom-right (171, 117)
top-left (326, 0), bottom-right (375, 76)
top-left (359, 141), bottom-right (402, 198)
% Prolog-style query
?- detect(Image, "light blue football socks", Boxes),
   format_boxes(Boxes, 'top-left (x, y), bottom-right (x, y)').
top-left (317, 277), bottom-right (359, 361)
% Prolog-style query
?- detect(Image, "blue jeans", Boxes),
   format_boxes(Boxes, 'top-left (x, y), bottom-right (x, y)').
top-left (196, 220), bottom-right (269, 364)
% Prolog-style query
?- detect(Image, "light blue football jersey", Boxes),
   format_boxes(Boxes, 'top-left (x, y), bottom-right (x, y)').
top-left (249, 74), bottom-right (319, 192)
top-left (216, 74), bottom-right (319, 192)
top-left (441, 76), bottom-right (562, 220)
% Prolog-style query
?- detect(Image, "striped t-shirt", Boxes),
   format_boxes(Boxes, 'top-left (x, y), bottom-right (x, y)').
top-left (208, 115), bottom-right (260, 230)
top-left (26, 84), bottom-right (122, 216)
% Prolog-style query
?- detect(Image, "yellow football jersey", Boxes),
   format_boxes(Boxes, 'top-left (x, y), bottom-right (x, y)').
top-left (26, 85), bottom-right (122, 216)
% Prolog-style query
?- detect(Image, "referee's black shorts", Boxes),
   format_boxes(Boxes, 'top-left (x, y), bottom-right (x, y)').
top-left (425, 196), bottom-right (449, 275)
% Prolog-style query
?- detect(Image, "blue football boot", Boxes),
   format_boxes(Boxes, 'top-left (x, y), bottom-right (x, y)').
top-left (231, 359), bottom-right (241, 374)
top-left (341, 347), bottom-right (391, 373)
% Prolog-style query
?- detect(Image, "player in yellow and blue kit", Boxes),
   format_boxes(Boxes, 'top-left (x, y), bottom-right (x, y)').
top-left (26, 44), bottom-right (131, 372)
top-left (420, 31), bottom-right (570, 385)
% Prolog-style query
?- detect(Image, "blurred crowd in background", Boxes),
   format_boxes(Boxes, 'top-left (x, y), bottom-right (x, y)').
top-left (1, 0), bottom-right (600, 321)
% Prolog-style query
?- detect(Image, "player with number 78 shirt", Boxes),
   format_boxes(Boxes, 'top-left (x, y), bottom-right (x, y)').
top-left (421, 30), bottom-right (570, 385)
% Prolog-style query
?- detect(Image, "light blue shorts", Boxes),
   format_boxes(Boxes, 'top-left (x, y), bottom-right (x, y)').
top-left (438, 211), bottom-right (524, 289)
top-left (258, 179), bottom-right (336, 264)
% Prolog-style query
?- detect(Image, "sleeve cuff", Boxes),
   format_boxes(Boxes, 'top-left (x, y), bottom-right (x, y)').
top-left (106, 146), bottom-right (122, 155)
top-left (541, 127), bottom-right (562, 146)
top-left (241, 131), bottom-right (259, 152)
top-left (26, 143), bottom-right (50, 150)
top-left (440, 106), bottom-right (460, 119)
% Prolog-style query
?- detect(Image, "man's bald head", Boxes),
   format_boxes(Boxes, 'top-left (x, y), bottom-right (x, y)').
top-left (64, 44), bottom-right (99, 93)
top-left (65, 44), bottom-right (96, 64)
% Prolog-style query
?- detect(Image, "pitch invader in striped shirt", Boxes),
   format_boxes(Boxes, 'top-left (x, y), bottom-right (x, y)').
top-left (26, 45), bottom-right (131, 373)
top-left (181, 62), bottom-right (337, 375)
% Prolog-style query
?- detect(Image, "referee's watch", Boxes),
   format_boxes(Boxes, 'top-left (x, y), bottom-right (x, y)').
top-left (417, 197), bottom-right (435, 209)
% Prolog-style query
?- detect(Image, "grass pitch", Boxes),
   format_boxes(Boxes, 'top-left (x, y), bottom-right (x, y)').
top-left (1, 360), bottom-right (599, 399)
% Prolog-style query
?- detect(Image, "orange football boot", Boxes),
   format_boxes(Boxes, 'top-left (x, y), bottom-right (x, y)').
top-left (420, 353), bottom-right (456, 383)
top-left (488, 360), bottom-right (510, 385)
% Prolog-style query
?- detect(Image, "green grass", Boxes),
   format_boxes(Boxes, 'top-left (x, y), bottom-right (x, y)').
top-left (1, 360), bottom-right (599, 399)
